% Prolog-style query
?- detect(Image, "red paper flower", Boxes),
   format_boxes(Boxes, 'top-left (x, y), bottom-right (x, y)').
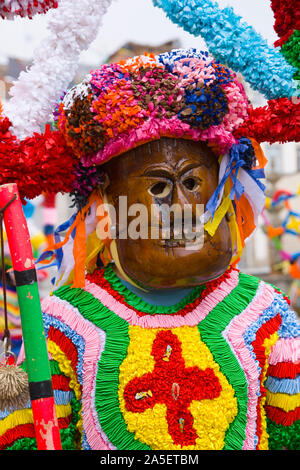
top-left (123, 330), bottom-right (221, 447)
top-left (234, 98), bottom-right (300, 144)
top-left (270, 0), bottom-right (300, 41)
top-left (0, 1), bottom-right (58, 20)
top-left (0, 118), bottom-right (76, 202)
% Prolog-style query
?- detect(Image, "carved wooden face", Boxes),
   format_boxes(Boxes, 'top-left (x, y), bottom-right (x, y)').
top-left (102, 138), bottom-right (232, 289)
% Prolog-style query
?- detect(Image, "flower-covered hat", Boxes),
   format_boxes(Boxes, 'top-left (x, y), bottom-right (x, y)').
top-left (55, 49), bottom-right (265, 218)
top-left (57, 49), bottom-right (248, 166)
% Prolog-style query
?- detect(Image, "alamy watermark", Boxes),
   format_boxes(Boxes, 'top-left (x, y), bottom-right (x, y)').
top-left (96, 196), bottom-right (205, 251)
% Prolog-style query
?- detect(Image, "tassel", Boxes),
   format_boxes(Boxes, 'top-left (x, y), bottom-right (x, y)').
top-left (0, 341), bottom-right (29, 411)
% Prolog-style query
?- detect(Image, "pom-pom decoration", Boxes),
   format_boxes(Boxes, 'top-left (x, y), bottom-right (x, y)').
top-left (0, 363), bottom-right (30, 411)
top-left (0, 0), bottom-right (58, 19)
top-left (0, 116), bottom-right (76, 202)
top-left (4, 0), bottom-right (115, 139)
top-left (56, 49), bottom-right (249, 169)
top-left (234, 97), bottom-right (300, 144)
top-left (270, 0), bottom-right (300, 47)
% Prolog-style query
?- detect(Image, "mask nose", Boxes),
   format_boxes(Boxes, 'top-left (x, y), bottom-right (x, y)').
top-left (172, 184), bottom-right (200, 232)
top-left (162, 184), bottom-right (199, 239)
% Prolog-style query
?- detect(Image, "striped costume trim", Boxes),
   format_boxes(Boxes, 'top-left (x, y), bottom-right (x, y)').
top-left (53, 269), bottom-right (261, 449)
top-left (266, 391), bottom-right (300, 412)
top-left (265, 405), bottom-right (300, 426)
top-left (197, 272), bottom-right (260, 449)
top-left (87, 265), bottom-right (237, 317)
top-left (83, 268), bottom-right (240, 329)
top-left (269, 338), bottom-right (300, 364)
top-left (265, 320), bottom-right (300, 435)
top-left (267, 363), bottom-right (300, 379)
top-left (0, 404), bottom-right (71, 447)
top-left (223, 280), bottom-right (275, 449)
top-left (42, 295), bottom-right (113, 450)
top-left (265, 376), bottom-right (300, 395)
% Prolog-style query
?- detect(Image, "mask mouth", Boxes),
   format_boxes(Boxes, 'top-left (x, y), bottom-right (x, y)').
top-left (111, 222), bottom-right (206, 241)
top-left (158, 223), bottom-right (206, 243)
top-left (159, 239), bottom-right (187, 248)
top-left (158, 239), bottom-right (205, 250)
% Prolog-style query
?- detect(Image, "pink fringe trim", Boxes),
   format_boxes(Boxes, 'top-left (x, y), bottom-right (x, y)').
top-left (268, 337), bottom-right (300, 365)
top-left (81, 115), bottom-right (238, 167)
top-left (83, 269), bottom-right (240, 329)
top-left (224, 281), bottom-right (275, 450)
top-left (41, 295), bottom-right (115, 451)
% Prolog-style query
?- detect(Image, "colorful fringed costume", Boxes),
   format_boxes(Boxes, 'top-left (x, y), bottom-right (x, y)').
top-left (0, 265), bottom-right (299, 450)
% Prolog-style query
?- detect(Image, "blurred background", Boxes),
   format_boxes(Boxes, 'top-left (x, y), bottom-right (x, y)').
top-left (0, 0), bottom-right (299, 326)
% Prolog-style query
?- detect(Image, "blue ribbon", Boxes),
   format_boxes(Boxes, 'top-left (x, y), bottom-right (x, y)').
top-left (206, 138), bottom-right (265, 220)
top-left (291, 252), bottom-right (300, 262)
top-left (248, 168), bottom-right (266, 192)
top-left (35, 212), bottom-right (78, 273)
top-left (271, 194), bottom-right (294, 207)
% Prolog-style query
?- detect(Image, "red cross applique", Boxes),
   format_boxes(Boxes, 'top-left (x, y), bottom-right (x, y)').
top-left (123, 330), bottom-right (222, 447)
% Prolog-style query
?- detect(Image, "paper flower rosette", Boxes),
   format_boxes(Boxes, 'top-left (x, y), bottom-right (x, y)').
top-left (0, 0), bottom-right (299, 287)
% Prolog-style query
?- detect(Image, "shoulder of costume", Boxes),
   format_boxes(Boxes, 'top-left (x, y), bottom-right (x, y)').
top-left (41, 268), bottom-right (296, 336)
top-left (236, 271), bottom-right (300, 341)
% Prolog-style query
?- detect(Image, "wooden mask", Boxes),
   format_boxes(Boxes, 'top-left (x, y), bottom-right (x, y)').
top-left (101, 138), bottom-right (232, 289)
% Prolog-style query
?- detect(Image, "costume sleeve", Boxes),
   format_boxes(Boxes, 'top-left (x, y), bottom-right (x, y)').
top-left (264, 290), bottom-right (300, 450)
top-left (0, 313), bottom-right (82, 450)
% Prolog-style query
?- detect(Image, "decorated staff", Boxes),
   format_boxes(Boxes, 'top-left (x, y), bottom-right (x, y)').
top-left (0, 197), bottom-right (50, 356)
top-left (0, 184), bottom-right (61, 450)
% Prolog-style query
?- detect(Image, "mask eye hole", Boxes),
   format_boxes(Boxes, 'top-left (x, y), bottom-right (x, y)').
top-left (148, 181), bottom-right (172, 198)
top-left (182, 177), bottom-right (199, 192)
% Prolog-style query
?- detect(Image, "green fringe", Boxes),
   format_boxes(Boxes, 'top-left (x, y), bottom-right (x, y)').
top-left (7, 437), bottom-right (37, 450)
top-left (198, 272), bottom-right (259, 450)
top-left (281, 31), bottom-right (300, 80)
top-left (50, 359), bottom-right (62, 375)
top-left (64, 397), bottom-right (82, 450)
top-left (267, 418), bottom-right (300, 450)
top-left (53, 286), bottom-right (151, 450)
top-left (103, 263), bottom-right (206, 314)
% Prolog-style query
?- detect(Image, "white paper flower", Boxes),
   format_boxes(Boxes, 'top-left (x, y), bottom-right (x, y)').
top-left (4, 0), bottom-right (114, 139)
